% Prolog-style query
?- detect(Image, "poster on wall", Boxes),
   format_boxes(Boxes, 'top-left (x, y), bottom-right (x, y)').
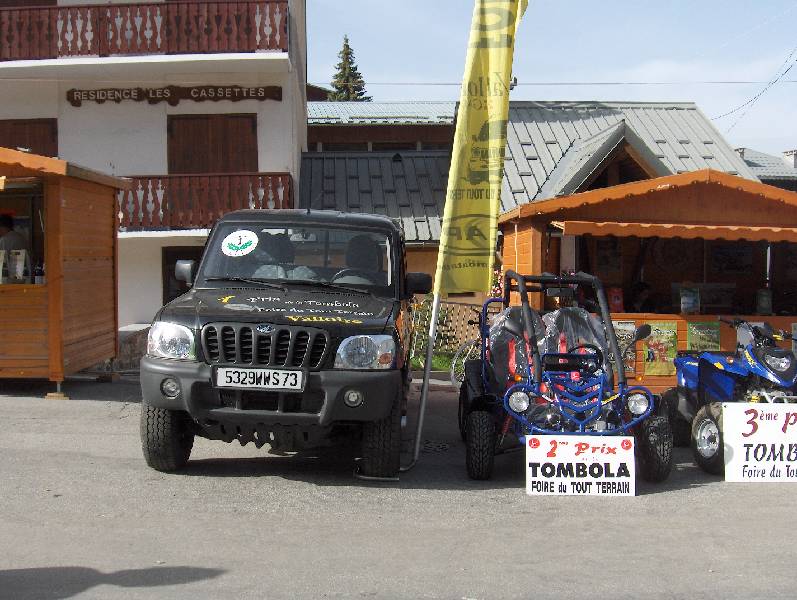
top-left (613, 321), bottom-right (638, 373)
top-left (687, 322), bottom-right (721, 352)
top-left (644, 321), bottom-right (678, 376)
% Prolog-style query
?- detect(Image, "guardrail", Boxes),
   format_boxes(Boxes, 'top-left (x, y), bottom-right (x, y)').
top-left (117, 172), bottom-right (293, 229)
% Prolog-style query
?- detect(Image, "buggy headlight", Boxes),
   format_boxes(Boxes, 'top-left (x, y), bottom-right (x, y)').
top-left (626, 392), bottom-right (649, 416)
top-left (764, 354), bottom-right (792, 373)
top-left (509, 391), bottom-right (531, 413)
top-left (334, 335), bottom-right (395, 370)
top-left (147, 322), bottom-right (196, 360)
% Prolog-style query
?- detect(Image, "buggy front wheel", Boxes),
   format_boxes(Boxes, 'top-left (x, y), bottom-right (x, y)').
top-left (466, 411), bottom-right (496, 480)
top-left (635, 415), bottom-right (673, 482)
top-left (691, 403), bottom-right (724, 475)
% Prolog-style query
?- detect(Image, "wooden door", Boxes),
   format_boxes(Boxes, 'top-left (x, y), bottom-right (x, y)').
top-left (167, 114), bottom-right (258, 174)
top-left (0, 119), bottom-right (58, 157)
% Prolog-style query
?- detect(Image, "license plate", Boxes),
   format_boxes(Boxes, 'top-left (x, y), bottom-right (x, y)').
top-left (215, 368), bottom-right (304, 391)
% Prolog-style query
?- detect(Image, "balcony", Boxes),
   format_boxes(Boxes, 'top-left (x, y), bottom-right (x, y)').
top-left (0, 0), bottom-right (288, 62)
top-left (117, 172), bottom-right (293, 230)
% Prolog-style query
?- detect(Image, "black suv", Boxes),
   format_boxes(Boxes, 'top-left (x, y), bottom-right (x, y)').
top-left (140, 210), bottom-right (432, 478)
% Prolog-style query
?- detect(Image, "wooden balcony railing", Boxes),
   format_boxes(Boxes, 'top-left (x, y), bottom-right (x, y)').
top-left (0, 0), bottom-right (288, 61)
top-left (117, 173), bottom-right (293, 230)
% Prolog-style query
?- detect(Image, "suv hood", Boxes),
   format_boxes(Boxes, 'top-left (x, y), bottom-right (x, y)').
top-left (158, 287), bottom-right (397, 334)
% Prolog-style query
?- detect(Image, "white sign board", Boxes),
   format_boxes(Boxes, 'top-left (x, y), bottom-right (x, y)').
top-left (526, 435), bottom-right (636, 496)
top-left (724, 403), bottom-right (797, 482)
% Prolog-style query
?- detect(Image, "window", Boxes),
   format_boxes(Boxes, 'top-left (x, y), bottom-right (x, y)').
top-left (0, 119), bottom-right (58, 157)
top-left (167, 114), bottom-right (257, 174)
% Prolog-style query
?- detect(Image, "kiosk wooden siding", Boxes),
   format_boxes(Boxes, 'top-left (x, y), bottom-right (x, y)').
top-left (0, 148), bottom-right (128, 383)
top-left (499, 170), bottom-right (797, 394)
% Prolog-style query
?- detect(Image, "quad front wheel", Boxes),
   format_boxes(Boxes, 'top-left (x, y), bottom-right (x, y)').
top-left (691, 403), bottom-right (724, 475)
top-left (140, 403), bottom-right (194, 472)
top-left (466, 410), bottom-right (496, 480)
top-left (636, 415), bottom-right (673, 482)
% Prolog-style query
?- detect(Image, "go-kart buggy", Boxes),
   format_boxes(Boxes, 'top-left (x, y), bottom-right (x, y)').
top-left (459, 271), bottom-right (673, 482)
top-left (664, 317), bottom-right (797, 474)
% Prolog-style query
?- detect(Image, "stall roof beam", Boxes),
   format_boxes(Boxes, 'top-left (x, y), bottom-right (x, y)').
top-left (500, 169), bottom-right (797, 223)
top-left (0, 147), bottom-right (130, 190)
top-left (562, 220), bottom-right (797, 243)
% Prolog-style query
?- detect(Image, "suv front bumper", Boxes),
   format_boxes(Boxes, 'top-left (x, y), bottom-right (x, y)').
top-left (140, 356), bottom-right (401, 428)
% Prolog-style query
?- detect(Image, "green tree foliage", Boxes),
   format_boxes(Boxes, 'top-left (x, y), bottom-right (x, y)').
top-left (329, 35), bottom-right (371, 101)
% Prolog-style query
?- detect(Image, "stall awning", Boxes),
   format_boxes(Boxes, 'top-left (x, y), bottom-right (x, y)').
top-left (561, 220), bottom-right (797, 243)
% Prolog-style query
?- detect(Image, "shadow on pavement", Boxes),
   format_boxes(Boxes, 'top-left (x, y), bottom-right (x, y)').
top-left (0, 566), bottom-right (224, 600)
top-left (0, 377), bottom-right (142, 403)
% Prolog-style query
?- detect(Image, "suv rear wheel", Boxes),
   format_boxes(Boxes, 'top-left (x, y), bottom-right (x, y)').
top-left (140, 403), bottom-right (194, 472)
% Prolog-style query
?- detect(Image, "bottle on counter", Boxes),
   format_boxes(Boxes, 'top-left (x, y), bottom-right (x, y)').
top-left (34, 262), bottom-right (45, 285)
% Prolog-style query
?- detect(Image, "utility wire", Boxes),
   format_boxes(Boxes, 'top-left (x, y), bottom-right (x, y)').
top-left (710, 42), bottom-right (797, 128)
top-left (311, 80), bottom-right (797, 87)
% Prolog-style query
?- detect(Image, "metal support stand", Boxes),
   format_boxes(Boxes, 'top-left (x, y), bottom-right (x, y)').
top-left (400, 293), bottom-right (442, 473)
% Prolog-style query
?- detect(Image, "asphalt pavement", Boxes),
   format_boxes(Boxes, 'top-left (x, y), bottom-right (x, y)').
top-left (1, 376), bottom-right (796, 599)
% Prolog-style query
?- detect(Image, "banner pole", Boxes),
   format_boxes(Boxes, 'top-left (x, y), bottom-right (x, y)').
top-left (400, 293), bottom-right (442, 473)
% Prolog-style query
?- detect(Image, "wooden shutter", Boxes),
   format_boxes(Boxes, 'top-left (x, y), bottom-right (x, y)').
top-left (0, 119), bottom-right (58, 157)
top-left (167, 114), bottom-right (257, 174)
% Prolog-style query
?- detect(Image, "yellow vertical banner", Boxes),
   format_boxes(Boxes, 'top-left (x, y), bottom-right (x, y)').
top-left (434, 0), bottom-right (526, 295)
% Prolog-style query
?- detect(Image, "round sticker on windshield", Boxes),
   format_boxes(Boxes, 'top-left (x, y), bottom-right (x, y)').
top-left (221, 230), bottom-right (259, 257)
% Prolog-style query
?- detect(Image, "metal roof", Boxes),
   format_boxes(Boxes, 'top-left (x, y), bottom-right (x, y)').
top-left (736, 147), bottom-right (797, 180)
top-left (299, 151), bottom-right (450, 243)
top-left (308, 101), bottom-right (456, 126)
top-left (501, 101), bottom-right (758, 212)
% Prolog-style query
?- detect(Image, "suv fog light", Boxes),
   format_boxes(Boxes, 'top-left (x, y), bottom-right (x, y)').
top-left (508, 391), bottom-right (531, 413)
top-left (344, 389), bottom-right (364, 408)
top-left (626, 393), bottom-right (649, 416)
top-left (161, 377), bottom-right (181, 398)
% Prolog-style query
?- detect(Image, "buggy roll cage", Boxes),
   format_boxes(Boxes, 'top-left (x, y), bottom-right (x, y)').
top-left (485, 270), bottom-right (628, 388)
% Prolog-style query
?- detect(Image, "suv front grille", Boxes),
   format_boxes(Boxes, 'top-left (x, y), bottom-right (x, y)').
top-left (219, 389), bottom-right (325, 414)
top-left (201, 323), bottom-right (329, 370)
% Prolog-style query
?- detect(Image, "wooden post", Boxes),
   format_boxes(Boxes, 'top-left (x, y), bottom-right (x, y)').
top-left (44, 180), bottom-right (68, 398)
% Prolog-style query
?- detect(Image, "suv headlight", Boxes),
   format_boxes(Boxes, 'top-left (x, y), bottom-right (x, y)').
top-left (334, 335), bottom-right (395, 370)
top-left (147, 322), bottom-right (196, 360)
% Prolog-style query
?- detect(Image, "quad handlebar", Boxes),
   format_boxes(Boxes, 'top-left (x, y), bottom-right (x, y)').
top-left (720, 317), bottom-right (792, 345)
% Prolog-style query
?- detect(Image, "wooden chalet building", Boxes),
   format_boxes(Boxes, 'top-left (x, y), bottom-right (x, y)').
top-left (0, 0), bottom-right (308, 328)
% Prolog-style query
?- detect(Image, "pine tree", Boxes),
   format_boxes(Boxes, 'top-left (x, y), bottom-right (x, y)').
top-left (329, 35), bottom-right (371, 101)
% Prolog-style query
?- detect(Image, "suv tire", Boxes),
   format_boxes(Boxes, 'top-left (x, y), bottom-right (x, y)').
top-left (361, 394), bottom-right (402, 478)
top-left (140, 403), bottom-right (194, 472)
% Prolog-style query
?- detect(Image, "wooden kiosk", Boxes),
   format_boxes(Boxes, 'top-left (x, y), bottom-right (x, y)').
top-left (0, 148), bottom-right (129, 388)
top-left (500, 169), bottom-right (797, 394)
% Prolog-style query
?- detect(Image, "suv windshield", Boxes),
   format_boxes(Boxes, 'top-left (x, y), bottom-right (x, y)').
top-left (199, 223), bottom-right (396, 297)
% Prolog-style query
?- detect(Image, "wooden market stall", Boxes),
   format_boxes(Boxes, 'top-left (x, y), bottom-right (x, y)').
top-left (500, 169), bottom-right (797, 394)
top-left (0, 147), bottom-right (129, 387)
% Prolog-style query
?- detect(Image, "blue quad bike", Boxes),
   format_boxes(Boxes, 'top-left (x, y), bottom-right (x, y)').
top-left (459, 271), bottom-right (673, 482)
top-left (663, 317), bottom-right (797, 474)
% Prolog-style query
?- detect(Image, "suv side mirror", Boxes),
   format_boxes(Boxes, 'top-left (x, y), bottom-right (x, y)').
top-left (406, 272), bottom-right (433, 296)
top-left (175, 260), bottom-right (196, 285)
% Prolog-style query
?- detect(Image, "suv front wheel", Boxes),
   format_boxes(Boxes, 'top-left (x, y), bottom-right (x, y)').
top-left (360, 394), bottom-right (402, 478)
top-left (140, 403), bottom-right (195, 472)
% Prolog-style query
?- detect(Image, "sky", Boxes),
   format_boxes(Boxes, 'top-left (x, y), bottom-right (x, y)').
top-left (307, 0), bottom-right (797, 155)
